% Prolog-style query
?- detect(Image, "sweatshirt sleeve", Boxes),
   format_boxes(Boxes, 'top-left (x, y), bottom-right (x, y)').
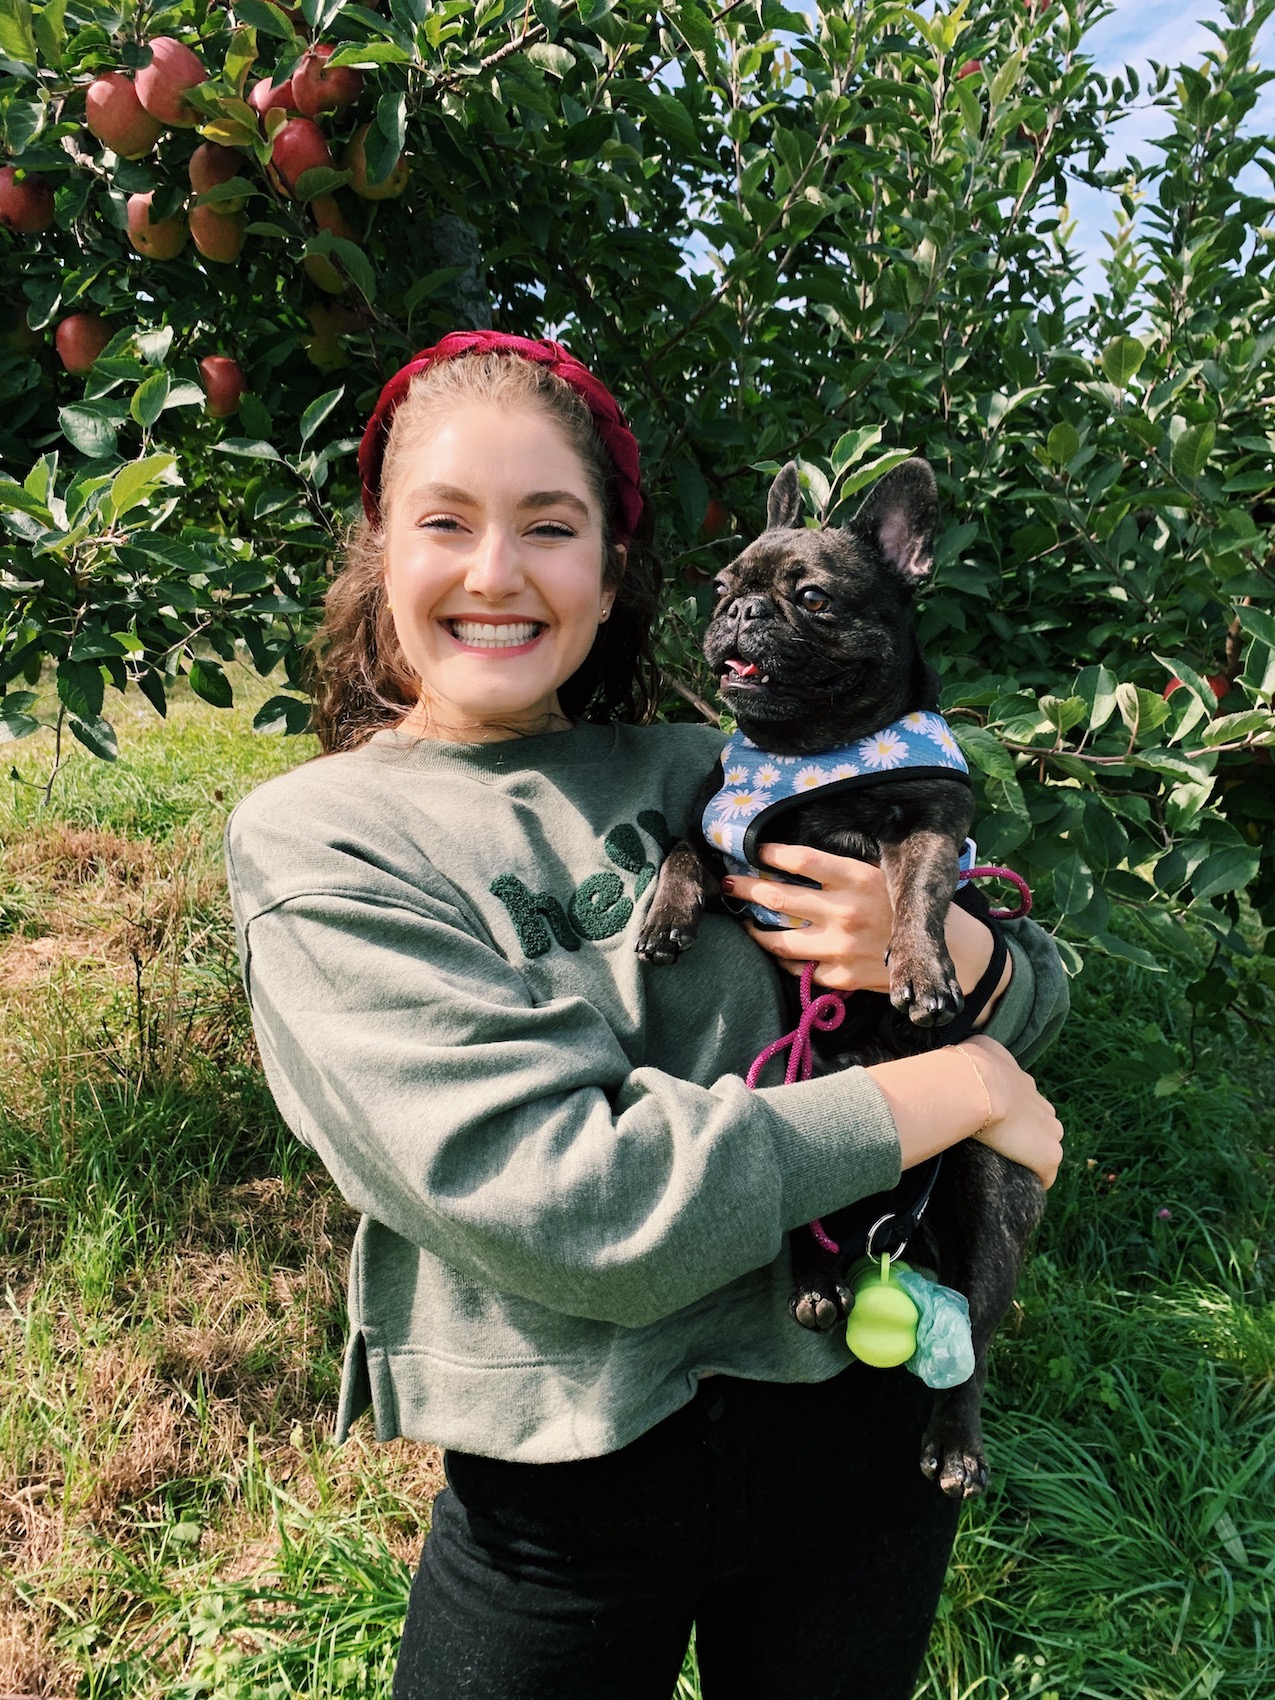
top-left (978, 917), bottom-right (1071, 1068)
top-left (225, 815), bottom-right (902, 1332)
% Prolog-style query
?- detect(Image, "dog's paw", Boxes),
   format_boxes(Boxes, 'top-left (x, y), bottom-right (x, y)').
top-left (919, 1426), bottom-right (989, 1499)
top-left (789, 1281), bottom-right (851, 1333)
top-left (635, 921), bottom-right (698, 966)
top-left (889, 960), bottom-right (965, 1028)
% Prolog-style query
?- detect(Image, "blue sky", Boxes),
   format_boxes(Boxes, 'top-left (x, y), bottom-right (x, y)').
top-left (1070, 0), bottom-right (1275, 295)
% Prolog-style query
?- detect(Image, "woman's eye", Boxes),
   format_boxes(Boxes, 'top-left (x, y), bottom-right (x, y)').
top-left (531, 522), bottom-right (575, 538)
top-left (799, 585), bottom-right (830, 612)
top-left (419, 515), bottom-right (461, 532)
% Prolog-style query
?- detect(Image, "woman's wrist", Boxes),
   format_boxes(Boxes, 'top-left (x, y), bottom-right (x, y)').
top-left (945, 903), bottom-right (1012, 1027)
top-left (864, 1042), bottom-right (1005, 1170)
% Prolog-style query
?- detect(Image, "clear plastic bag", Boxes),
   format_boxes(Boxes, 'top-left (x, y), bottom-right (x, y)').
top-left (895, 1269), bottom-right (975, 1389)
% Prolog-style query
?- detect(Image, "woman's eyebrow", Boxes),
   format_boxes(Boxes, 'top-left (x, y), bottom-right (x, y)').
top-left (405, 482), bottom-right (591, 520)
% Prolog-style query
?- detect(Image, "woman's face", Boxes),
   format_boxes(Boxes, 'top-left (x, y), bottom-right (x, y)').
top-left (382, 402), bottom-right (620, 742)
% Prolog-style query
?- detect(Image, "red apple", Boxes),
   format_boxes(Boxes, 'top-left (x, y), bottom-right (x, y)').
top-left (1163, 674), bottom-right (1228, 705)
top-left (293, 45), bottom-right (363, 117)
top-left (956, 59), bottom-right (983, 79)
top-left (700, 497), bottom-right (729, 540)
top-left (135, 36), bottom-right (208, 128)
top-left (189, 141), bottom-right (246, 212)
top-left (344, 123), bottom-right (408, 200)
top-left (248, 76), bottom-right (296, 121)
top-left (198, 354), bottom-right (246, 417)
top-left (189, 202), bottom-right (247, 262)
top-left (126, 192), bottom-right (188, 260)
top-left (85, 72), bottom-right (163, 159)
top-left (0, 166), bottom-right (55, 233)
top-left (55, 312), bottom-right (112, 374)
top-left (267, 117), bottom-right (333, 198)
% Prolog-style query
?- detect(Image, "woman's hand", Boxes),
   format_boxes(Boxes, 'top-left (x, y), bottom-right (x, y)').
top-left (724, 843), bottom-right (1011, 1021)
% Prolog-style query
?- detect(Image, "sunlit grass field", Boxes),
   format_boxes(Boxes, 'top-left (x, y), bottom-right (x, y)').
top-left (2, 667), bottom-right (1272, 1698)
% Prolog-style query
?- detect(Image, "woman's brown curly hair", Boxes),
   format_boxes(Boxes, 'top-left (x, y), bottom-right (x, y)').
top-left (305, 352), bottom-right (663, 754)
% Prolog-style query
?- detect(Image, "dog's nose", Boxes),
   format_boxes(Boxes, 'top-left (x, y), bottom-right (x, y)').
top-left (735, 596), bottom-right (770, 624)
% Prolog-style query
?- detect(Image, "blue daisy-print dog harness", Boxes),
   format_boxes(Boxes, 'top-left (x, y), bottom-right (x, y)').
top-left (704, 710), bottom-right (974, 927)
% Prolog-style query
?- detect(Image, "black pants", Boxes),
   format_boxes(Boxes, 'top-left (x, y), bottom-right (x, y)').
top-left (392, 1364), bottom-right (962, 1699)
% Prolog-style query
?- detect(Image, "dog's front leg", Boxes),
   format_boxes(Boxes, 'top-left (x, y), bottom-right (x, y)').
top-left (636, 840), bottom-right (717, 965)
top-left (877, 829), bottom-right (964, 1026)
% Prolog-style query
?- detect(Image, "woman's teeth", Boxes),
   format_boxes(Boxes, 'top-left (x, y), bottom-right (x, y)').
top-left (448, 620), bottom-right (544, 648)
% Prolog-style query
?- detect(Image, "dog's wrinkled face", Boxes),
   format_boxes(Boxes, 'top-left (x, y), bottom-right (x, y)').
top-left (705, 457), bottom-right (940, 756)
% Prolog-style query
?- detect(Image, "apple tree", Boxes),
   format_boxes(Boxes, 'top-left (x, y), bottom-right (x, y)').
top-left (1, 0), bottom-right (1273, 1037)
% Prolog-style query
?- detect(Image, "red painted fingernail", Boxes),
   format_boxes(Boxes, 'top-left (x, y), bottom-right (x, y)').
top-left (721, 879), bottom-right (735, 893)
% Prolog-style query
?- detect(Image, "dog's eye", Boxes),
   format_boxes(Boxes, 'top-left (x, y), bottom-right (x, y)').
top-left (711, 579), bottom-right (730, 602)
top-left (798, 585), bottom-right (831, 612)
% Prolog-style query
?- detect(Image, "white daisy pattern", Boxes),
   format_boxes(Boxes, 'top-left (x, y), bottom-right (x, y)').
top-left (723, 764), bottom-right (748, 786)
top-left (831, 761), bottom-right (859, 780)
top-left (902, 711), bottom-right (929, 732)
top-left (858, 729), bottom-right (907, 770)
top-left (929, 721), bottom-right (962, 761)
top-left (755, 763), bottom-right (782, 788)
top-left (794, 765), bottom-right (826, 791)
top-left (716, 788), bottom-right (772, 818)
top-left (707, 821), bottom-right (731, 850)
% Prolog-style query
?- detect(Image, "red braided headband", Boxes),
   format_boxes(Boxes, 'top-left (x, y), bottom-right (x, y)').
top-left (356, 330), bottom-right (644, 545)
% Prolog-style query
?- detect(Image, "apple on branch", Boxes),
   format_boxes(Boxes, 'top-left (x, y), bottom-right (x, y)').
top-left (267, 118), bottom-right (334, 198)
top-left (85, 73), bottom-right (163, 159)
top-left (189, 142), bottom-right (247, 213)
top-left (248, 76), bottom-right (297, 121)
top-left (135, 36), bottom-right (208, 129)
top-left (199, 354), bottom-right (246, 418)
top-left (345, 123), bottom-right (408, 199)
top-left (189, 202), bottom-right (246, 263)
top-left (127, 192), bottom-right (188, 260)
top-left (0, 166), bottom-right (55, 233)
top-left (293, 45), bottom-right (363, 117)
top-left (55, 313), bottom-right (113, 374)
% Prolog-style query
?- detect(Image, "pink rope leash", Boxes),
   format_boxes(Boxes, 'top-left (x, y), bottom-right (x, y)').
top-left (961, 864), bottom-right (1032, 919)
top-left (745, 962), bottom-right (847, 1254)
top-left (742, 864), bottom-right (1032, 1257)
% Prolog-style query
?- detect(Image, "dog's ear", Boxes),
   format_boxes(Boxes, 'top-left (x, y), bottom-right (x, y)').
top-left (850, 457), bottom-right (938, 585)
top-left (766, 462), bottom-right (805, 531)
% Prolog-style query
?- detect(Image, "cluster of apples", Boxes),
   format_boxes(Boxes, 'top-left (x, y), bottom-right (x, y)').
top-left (75, 33), bottom-right (406, 285)
top-left (50, 309), bottom-right (245, 417)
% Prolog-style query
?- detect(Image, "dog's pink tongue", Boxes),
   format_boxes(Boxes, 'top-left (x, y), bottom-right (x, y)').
top-left (725, 658), bottom-right (760, 677)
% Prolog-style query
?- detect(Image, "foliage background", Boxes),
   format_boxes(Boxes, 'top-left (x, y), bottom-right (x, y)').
top-left (1, 0), bottom-right (1274, 1034)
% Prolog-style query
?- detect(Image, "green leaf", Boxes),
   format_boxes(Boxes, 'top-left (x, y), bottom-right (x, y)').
top-left (954, 724), bottom-right (1016, 781)
top-left (0, 711), bottom-right (41, 743)
top-left (57, 658), bottom-right (104, 720)
top-left (1199, 710), bottom-right (1273, 747)
top-left (1192, 843), bottom-right (1259, 903)
top-left (1053, 852), bottom-right (1095, 916)
top-left (829, 425), bottom-right (883, 474)
top-left (1074, 665), bottom-right (1118, 732)
top-left (324, 41), bottom-right (413, 66)
top-left (253, 694), bottom-right (312, 734)
top-left (130, 370), bottom-right (171, 430)
top-left (188, 657), bottom-right (234, 708)
top-left (109, 453), bottom-right (178, 518)
top-left (1100, 336), bottom-right (1146, 387)
top-left (1039, 695), bottom-right (1087, 734)
top-left (217, 438), bottom-right (282, 461)
top-left (229, 0), bottom-right (298, 41)
top-left (370, 90), bottom-right (407, 184)
top-left (1171, 422), bottom-right (1216, 482)
top-left (0, 0), bottom-right (37, 64)
top-left (293, 166), bottom-right (352, 201)
top-left (59, 401), bottom-right (127, 457)
top-left (298, 386), bottom-right (344, 446)
top-left (1236, 604), bottom-right (1275, 648)
top-left (1046, 421), bottom-right (1080, 464)
top-left (834, 449), bottom-right (915, 503)
top-left (192, 176), bottom-right (255, 208)
top-left (1091, 932), bottom-right (1165, 971)
top-left (0, 478), bottom-right (52, 522)
top-left (31, 0), bottom-right (68, 64)
top-left (69, 712), bottom-right (117, 761)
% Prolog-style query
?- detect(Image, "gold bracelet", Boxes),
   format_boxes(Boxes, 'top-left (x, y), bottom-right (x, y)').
top-left (957, 1045), bottom-right (994, 1134)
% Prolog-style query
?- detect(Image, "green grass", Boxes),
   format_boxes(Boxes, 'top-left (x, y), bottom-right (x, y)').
top-left (2, 669), bottom-right (1272, 1698)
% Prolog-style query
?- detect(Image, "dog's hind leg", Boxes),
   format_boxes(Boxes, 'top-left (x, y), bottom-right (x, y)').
top-left (919, 1142), bottom-right (1044, 1498)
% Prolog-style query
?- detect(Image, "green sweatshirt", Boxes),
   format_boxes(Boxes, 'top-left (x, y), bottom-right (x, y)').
top-left (224, 719), bottom-right (1068, 1463)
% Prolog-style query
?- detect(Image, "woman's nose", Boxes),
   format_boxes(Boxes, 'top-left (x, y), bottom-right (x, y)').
top-left (463, 524), bottom-right (525, 597)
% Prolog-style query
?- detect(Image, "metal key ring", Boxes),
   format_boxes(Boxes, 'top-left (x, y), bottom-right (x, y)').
top-left (865, 1213), bottom-right (909, 1261)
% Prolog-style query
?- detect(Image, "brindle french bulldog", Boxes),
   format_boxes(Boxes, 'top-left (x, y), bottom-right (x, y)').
top-left (637, 457), bottom-right (1045, 1498)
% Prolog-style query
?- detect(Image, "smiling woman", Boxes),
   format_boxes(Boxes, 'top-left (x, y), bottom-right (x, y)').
top-left (224, 332), bottom-right (1067, 1700)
